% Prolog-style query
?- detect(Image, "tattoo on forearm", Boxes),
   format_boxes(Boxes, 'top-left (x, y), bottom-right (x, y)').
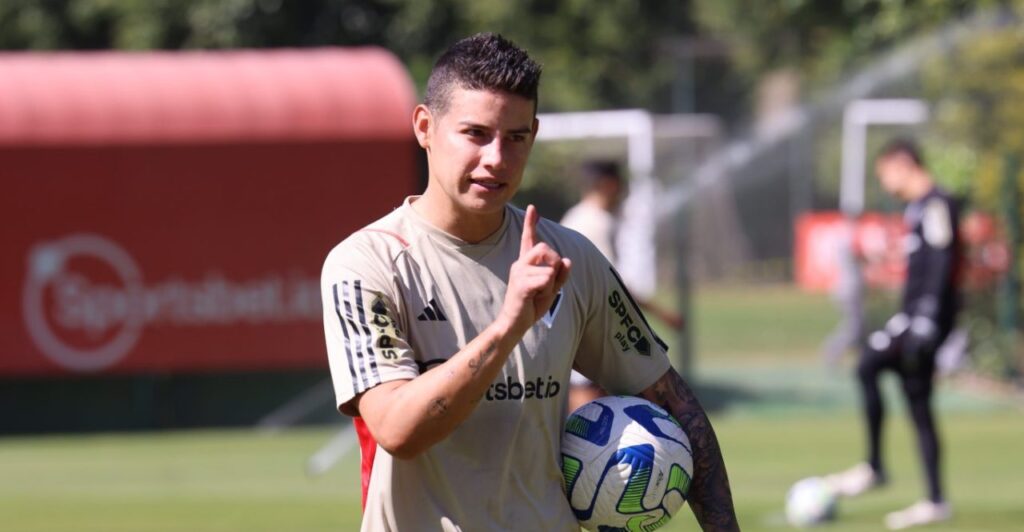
top-left (468, 340), bottom-right (498, 376)
top-left (641, 371), bottom-right (738, 531)
top-left (428, 397), bottom-right (449, 417)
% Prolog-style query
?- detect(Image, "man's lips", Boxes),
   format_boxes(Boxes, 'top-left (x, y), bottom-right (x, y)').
top-left (469, 178), bottom-right (506, 191)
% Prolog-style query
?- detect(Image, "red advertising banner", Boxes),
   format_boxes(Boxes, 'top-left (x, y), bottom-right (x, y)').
top-left (0, 49), bottom-right (418, 377)
top-left (794, 212), bottom-right (905, 293)
top-left (0, 143), bottom-right (416, 377)
top-left (795, 210), bottom-right (1010, 294)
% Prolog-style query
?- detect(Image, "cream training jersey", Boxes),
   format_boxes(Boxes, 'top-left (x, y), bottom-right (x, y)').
top-left (321, 197), bottom-right (671, 532)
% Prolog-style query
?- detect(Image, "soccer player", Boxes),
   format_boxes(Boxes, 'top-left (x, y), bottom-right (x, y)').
top-left (826, 139), bottom-right (960, 530)
top-left (561, 160), bottom-right (686, 412)
top-left (321, 33), bottom-right (738, 531)
top-left (560, 160), bottom-right (624, 261)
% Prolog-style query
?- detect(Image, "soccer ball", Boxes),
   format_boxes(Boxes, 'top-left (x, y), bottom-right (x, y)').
top-left (785, 477), bottom-right (837, 527)
top-left (561, 396), bottom-right (693, 531)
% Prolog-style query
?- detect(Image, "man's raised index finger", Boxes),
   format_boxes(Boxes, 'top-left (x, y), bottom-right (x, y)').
top-left (520, 204), bottom-right (538, 257)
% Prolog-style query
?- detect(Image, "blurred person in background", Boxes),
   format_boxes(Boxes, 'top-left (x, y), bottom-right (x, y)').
top-left (820, 219), bottom-right (865, 369)
top-left (826, 138), bottom-right (961, 530)
top-left (560, 160), bottom-right (686, 413)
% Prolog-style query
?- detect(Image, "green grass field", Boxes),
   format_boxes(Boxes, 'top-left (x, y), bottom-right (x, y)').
top-left (2, 285), bottom-right (1021, 531)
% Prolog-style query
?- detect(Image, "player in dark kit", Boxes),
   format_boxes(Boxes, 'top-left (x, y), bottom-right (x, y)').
top-left (827, 139), bottom-right (961, 530)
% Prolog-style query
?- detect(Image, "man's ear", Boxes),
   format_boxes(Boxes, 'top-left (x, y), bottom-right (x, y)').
top-left (413, 104), bottom-right (432, 149)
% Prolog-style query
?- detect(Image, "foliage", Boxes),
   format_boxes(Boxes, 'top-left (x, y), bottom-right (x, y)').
top-left (692, 0), bottom-right (1022, 209)
top-left (3, 1), bottom-right (1020, 343)
top-left (695, 1), bottom-right (1024, 342)
top-left (0, 0), bottom-right (747, 113)
top-left (920, 18), bottom-right (1024, 206)
top-left (692, 0), bottom-right (998, 88)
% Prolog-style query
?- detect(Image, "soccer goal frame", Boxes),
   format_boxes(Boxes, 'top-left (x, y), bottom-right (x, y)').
top-left (535, 109), bottom-right (721, 375)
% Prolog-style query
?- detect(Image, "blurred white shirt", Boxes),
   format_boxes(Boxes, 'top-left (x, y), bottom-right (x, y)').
top-left (560, 201), bottom-right (617, 263)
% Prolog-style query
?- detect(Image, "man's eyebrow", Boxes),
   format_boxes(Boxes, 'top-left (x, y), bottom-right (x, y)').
top-left (456, 121), bottom-right (533, 134)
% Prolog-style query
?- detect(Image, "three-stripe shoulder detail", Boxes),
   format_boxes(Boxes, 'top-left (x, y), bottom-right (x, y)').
top-left (333, 279), bottom-right (382, 395)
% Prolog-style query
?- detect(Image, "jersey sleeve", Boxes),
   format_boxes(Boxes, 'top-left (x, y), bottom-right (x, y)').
top-left (321, 237), bottom-right (418, 416)
top-left (571, 241), bottom-right (671, 395)
top-left (913, 196), bottom-right (959, 321)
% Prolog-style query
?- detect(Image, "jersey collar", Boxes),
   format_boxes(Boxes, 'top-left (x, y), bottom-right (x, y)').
top-left (403, 196), bottom-right (512, 255)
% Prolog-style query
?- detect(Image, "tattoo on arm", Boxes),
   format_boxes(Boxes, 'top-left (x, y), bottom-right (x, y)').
top-left (640, 370), bottom-right (738, 531)
top-left (468, 340), bottom-right (498, 376)
top-left (428, 340), bottom-right (496, 421)
top-left (428, 397), bottom-right (449, 417)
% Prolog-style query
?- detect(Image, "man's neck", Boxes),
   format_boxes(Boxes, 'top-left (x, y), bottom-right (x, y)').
top-left (411, 193), bottom-right (506, 244)
top-left (904, 171), bottom-right (934, 202)
top-left (581, 193), bottom-right (614, 213)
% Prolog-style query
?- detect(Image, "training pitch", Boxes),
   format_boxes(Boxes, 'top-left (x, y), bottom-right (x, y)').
top-left (2, 286), bottom-right (1020, 531)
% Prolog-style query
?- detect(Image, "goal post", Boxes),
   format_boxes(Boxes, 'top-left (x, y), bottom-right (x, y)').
top-left (534, 110), bottom-right (722, 376)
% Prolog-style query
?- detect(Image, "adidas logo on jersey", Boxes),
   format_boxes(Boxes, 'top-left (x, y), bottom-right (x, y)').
top-left (416, 298), bottom-right (448, 321)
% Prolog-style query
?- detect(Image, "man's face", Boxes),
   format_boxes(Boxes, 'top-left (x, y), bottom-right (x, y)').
top-left (415, 87), bottom-right (538, 217)
top-left (596, 177), bottom-right (624, 209)
top-left (875, 153), bottom-right (913, 200)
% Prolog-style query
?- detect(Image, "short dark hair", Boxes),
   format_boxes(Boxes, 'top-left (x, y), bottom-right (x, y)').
top-left (580, 160), bottom-right (623, 189)
top-left (878, 137), bottom-right (924, 167)
top-left (424, 32), bottom-right (542, 116)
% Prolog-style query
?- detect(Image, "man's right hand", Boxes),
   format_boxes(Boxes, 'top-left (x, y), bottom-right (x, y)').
top-left (499, 204), bottom-right (571, 337)
top-left (356, 205), bottom-right (571, 458)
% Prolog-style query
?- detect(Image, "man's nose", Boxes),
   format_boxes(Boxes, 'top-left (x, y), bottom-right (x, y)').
top-left (480, 138), bottom-right (506, 170)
